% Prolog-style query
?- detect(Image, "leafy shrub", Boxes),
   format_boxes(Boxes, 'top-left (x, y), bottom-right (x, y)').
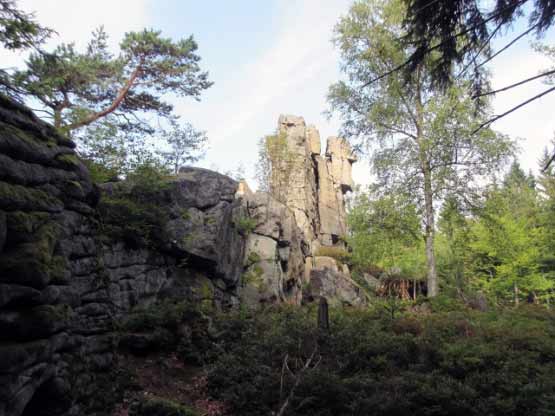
top-left (234, 216), bottom-right (257, 235)
top-left (97, 164), bottom-right (171, 247)
top-left (314, 246), bottom-right (352, 264)
top-left (122, 301), bottom-right (197, 332)
top-left (202, 304), bottom-right (555, 416)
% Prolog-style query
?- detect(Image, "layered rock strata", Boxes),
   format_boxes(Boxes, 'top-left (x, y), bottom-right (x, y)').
top-left (0, 99), bottom-right (365, 416)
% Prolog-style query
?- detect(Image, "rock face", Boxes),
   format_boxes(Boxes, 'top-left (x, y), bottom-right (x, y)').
top-left (238, 191), bottom-right (308, 307)
top-left (0, 99), bottom-right (365, 416)
top-left (0, 96), bottom-right (250, 416)
top-left (239, 114), bottom-right (366, 309)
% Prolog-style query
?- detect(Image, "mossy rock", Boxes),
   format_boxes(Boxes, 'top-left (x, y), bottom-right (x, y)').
top-left (6, 210), bottom-right (50, 243)
top-left (130, 397), bottom-right (198, 416)
top-left (0, 181), bottom-right (63, 212)
top-left (55, 153), bottom-right (81, 170)
top-left (0, 222), bottom-right (63, 288)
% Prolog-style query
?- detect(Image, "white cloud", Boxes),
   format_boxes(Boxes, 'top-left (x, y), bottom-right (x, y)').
top-left (173, 0), bottom-right (350, 182)
top-left (0, 0), bottom-right (149, 68)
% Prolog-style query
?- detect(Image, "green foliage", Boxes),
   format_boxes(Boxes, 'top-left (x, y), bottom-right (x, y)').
top-left (121, 300), bottom-right (193, 332)
top-left (245, 251), bottom-right (261, 267)
top-left (158, 119), bottom-right (207, 174)
top-left (347, 189), bottom-right (426, 279)
top-left (0, 0), bottom-right (52, 51)
top-left (328, 0), bottom-right (515, 296)
top-left (234, 216), bottom-right (257, 235)
top-left (203, 305), bottom-right (555, 416)
top-left (464, 163), bottom-right (553, 304)
top-left (256, 130), bottom-right (298, 197)
top-left (98, 162), bottom-right (171, 247)
top-left (11, 26), bottom-right (212, 133)
top-left (314, 246), bottom-right (351, 264)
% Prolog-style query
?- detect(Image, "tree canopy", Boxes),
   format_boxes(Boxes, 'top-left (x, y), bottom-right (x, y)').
top-left (11, 26), bottom-right (212, 134)
top-left (329, 0), bottom-right (515, 296)
top-left (0, 0), bottom-right (51, 51)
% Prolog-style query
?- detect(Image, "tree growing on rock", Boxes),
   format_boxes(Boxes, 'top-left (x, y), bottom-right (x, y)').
top-left (10, 26), bottom-right (212, 134)
top-left (158, 119), bottom-right (207, 175)
top-left (328, 0), bottom-right (515, 296)
top-left (256, 130), bottom-right (298, 201)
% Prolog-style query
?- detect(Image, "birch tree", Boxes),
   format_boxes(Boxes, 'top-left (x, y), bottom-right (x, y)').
top-left (328, 0), bottom-right (514, 296)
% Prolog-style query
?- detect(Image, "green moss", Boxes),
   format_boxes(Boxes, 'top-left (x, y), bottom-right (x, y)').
top-left (0, 222), bottom-right (62, 288)
top-left (182, 232), bottom-right (198, 247)
top-left (6, 211), bottom-right (49, 239)
top-left (49, 255), bottom-right (69, 283)
top-left (314, 246), bottom-right (352, 264)
top-left (197, 280), bottom-right (214, 300)
top-left (0, 181), bottom-right (62, 212)
top-left (204, 215), bottom-right (216, 225)
top-left (63, 180), bottom-right (84, 198)
top-left (180, 209), bottom-right (191, 221)
top-left (241, 264), bottom-right (265, 286)
top-left (55, 153), bottom-right (81, 169)
top-left (245, 251), bottom-right (261, 267)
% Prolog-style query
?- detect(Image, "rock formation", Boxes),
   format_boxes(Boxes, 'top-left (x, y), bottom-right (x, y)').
top-left (0, 97), bottom-right (365, 416)
top-left (239, 114), bottom-right (366, 308)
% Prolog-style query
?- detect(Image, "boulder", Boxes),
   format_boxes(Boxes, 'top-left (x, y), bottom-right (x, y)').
top-left (304, 268), bottom-right (368, 307)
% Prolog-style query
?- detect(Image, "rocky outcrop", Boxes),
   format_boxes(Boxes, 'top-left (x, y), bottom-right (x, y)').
top-left (264, 115), bottom-right (366, 307)
top-left (0, 96), bottom-right (249, 416)
top-left (238, 190), bottom-right (308, 307)
top-left (0, 99), bottom-right (365, 416)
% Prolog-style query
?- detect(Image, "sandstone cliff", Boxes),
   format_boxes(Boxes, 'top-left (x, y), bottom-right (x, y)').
top-left (0, 98), bottom-right (366, 416)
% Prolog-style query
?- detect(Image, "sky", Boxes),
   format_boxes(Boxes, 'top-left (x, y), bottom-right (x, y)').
top-left (2, 0), bottom-right (555, 187)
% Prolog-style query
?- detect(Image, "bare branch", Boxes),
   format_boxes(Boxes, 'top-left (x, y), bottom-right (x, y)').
top-left (473, 69), bottom-right (555, 99)
top-left (274, 348), bottom-right (320, 416)
top-left (472, 85), bottom-right (555, 134)
top-left (474, 23), bottom-right (539, 71)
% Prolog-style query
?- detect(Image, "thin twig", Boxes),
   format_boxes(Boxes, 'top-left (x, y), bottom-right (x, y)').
top-left (274, 349), bottom-right (320, 416)
top-left (473, 69), bottom-right (555, 98)
top-left (474, 23), bottom-right (539, 71)
top-left (471, 84), bottom-right (555, 135)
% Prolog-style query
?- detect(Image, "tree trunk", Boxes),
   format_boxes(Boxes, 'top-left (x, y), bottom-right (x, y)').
top-left (67, 60), bottom-right (143, 131)
top-left (414, 65), bottom-right (439, 298)
top-left (423, 168), bottom-right (438, 297)
top-left (53, 109), bottom-right (62, 129)
top-left (514, 281), bottom-right (519, 306)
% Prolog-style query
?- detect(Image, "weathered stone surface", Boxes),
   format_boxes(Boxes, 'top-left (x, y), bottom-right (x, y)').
top-left (0, 101), bottom-right (361, 416)
top-left (313, 256), bottom-right (340, 272)
top-left (276, 115), bottom-right (319, 243)
top-left (362, 273), bottom-right (380, 290)
top-left (304, 268), bottom-right (368, 307)
top-left (239, 191), bottom-right (307, 306)
top-left (306, 125), bottom-right (321, 155)
top-left (326, 136), bottom-right (357, 192)
top-left (0, 96), bottom-right (249, 416)
top-left (260, 114), bottom-right (361, 307)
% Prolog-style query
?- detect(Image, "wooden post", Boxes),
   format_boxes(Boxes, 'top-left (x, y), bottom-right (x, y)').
top-left (318, 297), bottom-right (329, 332)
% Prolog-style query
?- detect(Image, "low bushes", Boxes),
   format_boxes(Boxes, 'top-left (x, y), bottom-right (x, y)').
top-left (202, 304), bottom-right (555, 416)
